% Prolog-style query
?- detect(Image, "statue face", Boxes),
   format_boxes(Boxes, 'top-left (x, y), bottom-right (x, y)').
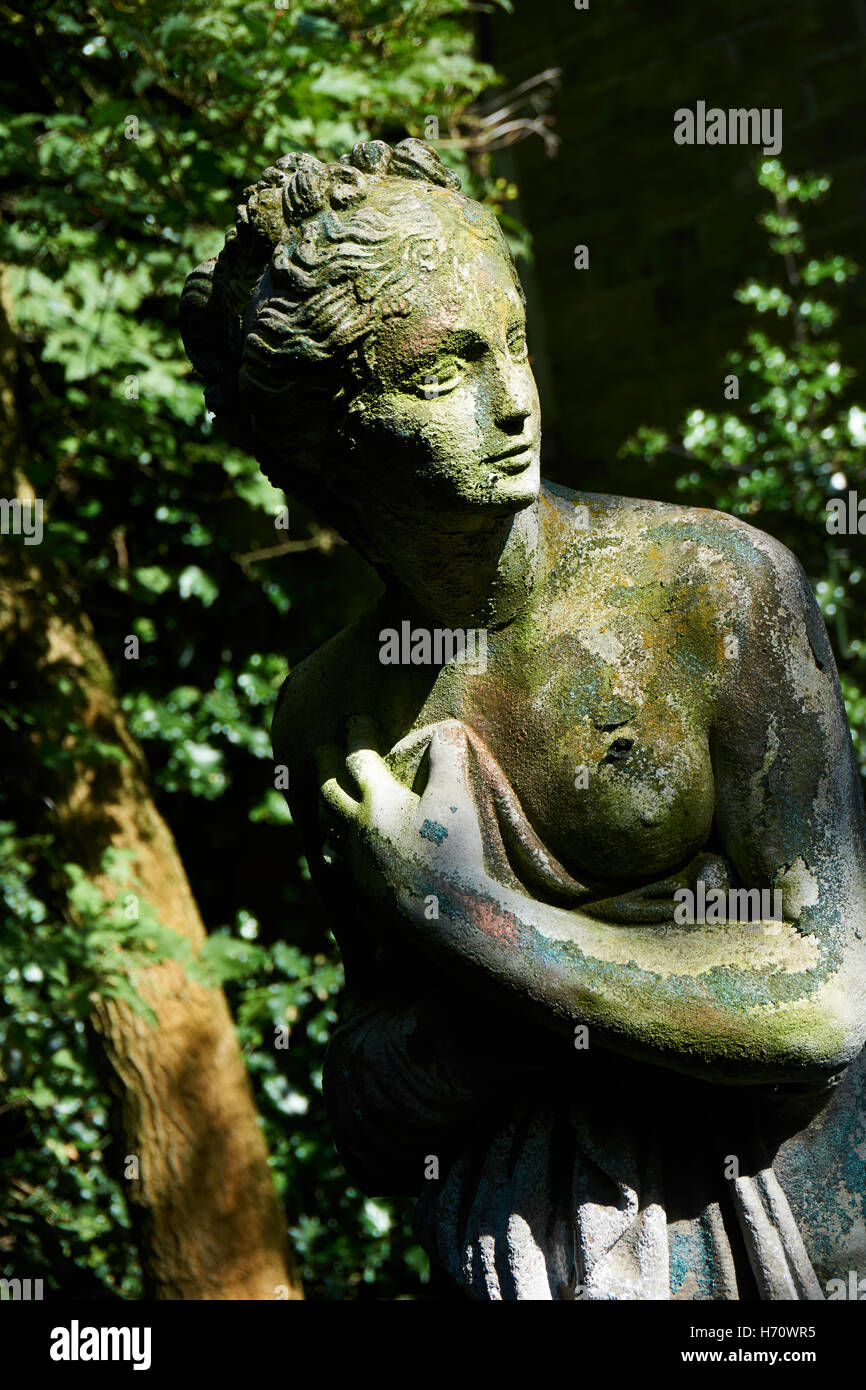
top-left (341, 217), bottom-right (541, 520)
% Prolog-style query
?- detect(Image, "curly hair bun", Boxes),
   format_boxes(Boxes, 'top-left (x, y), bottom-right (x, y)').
top-left (179, 139), bottom-right (504, 489)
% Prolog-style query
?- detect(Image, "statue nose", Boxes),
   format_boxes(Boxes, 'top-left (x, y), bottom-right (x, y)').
top-left (491, 361), bottom-right (533, 432)
top-left (497, 410), bottom-right (530, 439)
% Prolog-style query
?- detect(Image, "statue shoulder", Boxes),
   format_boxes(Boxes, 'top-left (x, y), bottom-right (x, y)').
top-left (565, 485), bottom-right (797, 579)
top-left (640, 501), bottom-right (804, 597)
top-left (540, 482), bottom-right (806, 620)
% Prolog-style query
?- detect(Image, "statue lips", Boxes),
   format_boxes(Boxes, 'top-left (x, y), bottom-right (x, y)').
top-left (485, 439), bottom-right (536, 474)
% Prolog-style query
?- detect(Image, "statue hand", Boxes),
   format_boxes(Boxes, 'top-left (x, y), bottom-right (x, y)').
top-left (315, 716), bottom-right (488, 892)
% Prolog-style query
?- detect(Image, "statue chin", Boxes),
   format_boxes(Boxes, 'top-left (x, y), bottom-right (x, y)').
top-left (446, 465), bottom-right (541, 518)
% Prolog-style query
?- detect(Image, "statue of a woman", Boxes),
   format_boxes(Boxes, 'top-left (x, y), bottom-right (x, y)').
top-left (181, 139), bottom-right (866, 1300)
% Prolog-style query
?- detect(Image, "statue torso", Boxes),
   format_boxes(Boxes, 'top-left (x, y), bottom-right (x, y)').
top-left (327, 487), bottom-right (732, 885)
top-left (278, 485), bottom-right (866, 1295)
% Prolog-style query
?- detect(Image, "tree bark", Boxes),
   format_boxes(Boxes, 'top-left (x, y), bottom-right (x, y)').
top-left (0, 268), bottom-right (303, 1300)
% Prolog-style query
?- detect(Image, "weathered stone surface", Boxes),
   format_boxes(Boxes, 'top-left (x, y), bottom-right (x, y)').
top-left (182, 140), bottom-right (866, 1299)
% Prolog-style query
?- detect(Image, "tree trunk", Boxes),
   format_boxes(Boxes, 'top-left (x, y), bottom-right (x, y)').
top-left (0, 268), bottom-right (302, 1300)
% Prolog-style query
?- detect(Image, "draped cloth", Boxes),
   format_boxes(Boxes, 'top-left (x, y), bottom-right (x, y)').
top-left (413, 1101), bottom-right (825, 1301)
top-left (325, 987), bottom-right (828, 1301)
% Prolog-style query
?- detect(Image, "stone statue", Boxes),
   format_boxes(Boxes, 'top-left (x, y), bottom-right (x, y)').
top-left (181, 139), bottom-right (866, 1300)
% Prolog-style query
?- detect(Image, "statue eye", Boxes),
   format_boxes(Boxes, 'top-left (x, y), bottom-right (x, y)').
top-left (507, 327), bottom-right (528, 360)
top-left (411, 357), bottom-right (463, 398)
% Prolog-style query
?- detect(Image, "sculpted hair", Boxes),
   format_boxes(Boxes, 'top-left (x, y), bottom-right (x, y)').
top-left (180, 138), bottom-right (523, 522)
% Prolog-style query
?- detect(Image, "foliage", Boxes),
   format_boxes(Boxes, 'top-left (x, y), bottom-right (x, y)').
top-left (0, 833), bottom-right (161, 1299)
top-left (622, 161), bottom-right (866, 781)
top-left (0, 0), bottom-right (519, 1299)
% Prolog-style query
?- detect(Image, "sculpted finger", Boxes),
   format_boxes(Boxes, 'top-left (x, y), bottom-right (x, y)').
top-left (315, 742), bottom-right (362, 823)
top-left (423, 720), bottom-right (473, 804)
top-left (345, 748), bottom-right (392, 802)
top-left (345, 714), bottom-right (405, 804)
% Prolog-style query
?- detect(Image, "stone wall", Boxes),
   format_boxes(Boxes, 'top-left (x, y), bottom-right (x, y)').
top-left (488, 0), bottom-right (866, 500)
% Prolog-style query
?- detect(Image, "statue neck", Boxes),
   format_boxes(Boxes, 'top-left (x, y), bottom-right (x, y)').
top-left (361, 499), bottom-right (540, 631)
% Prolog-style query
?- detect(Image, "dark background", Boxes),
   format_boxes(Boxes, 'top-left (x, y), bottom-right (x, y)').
top-left (486, 0), bottom-right (866, 500)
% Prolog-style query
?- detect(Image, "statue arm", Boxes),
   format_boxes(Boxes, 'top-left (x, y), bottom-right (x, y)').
top-left (708, 535), bottom-right (866, 934)
top-left (314, 538), bottom-right (866, 1084)
top-left (286, 761), bottom-right (561, 1194)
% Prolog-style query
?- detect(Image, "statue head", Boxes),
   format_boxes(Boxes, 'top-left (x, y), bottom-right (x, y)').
top-left (180, 139), bottom-right (541, 561)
